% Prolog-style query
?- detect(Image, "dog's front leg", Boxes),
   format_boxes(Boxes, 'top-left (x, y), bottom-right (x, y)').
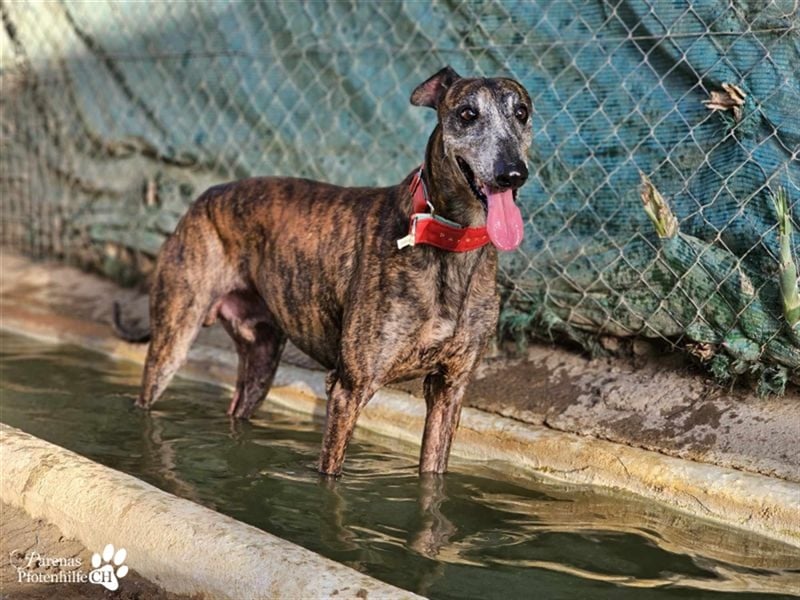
top-left (318, 376), bottom-right (373, 476)
top-left (419, 371), bottom-right (469, 474)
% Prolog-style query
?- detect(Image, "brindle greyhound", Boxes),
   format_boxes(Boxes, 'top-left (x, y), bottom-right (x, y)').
top-left (114, 66), bottom-right (532, 476)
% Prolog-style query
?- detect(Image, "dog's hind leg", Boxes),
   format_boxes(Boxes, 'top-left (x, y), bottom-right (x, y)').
top-left (219, 299), bottom-right (286, 419)
top-left (419, 372), bottom-right (469, 474)
top-left (137, 274), bottom-right (213, 410)
top-left (137, 228), bottom-right (225, 410)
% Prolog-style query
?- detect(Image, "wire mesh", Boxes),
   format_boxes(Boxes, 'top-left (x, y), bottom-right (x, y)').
top-left (1, 0), bottom-right (798, 391)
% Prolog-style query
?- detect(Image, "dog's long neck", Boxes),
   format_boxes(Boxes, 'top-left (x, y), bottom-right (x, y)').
top-left (412, 125), bottom-right (495, 307)
top-left (422, 125), bottom-right (486, 228)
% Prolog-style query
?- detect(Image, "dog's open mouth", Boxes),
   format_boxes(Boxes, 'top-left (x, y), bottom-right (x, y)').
top-left (455, 156), bottom-right (524, 252)
top-left (456, 156), bottom-right (488, 209)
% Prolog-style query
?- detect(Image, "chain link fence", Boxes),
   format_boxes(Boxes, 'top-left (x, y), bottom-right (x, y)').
top-left (1, 1), bottom-right (798, 392)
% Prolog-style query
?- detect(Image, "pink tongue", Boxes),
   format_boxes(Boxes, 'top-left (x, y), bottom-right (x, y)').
top-left (484, 187), bottom-right (524, 251)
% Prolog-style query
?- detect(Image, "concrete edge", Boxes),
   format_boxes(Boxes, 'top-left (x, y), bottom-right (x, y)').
top-left (0, 423), bottom-right (421, 600)
top-left (2, 305), bottom-right (799, 549)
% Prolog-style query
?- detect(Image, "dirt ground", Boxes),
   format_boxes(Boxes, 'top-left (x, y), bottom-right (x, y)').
top-left (0, 503), bottom-right (191, 600)
top-left (467, 343), bottom-right (800, 482)
top-left (1, 251), bottom-right (798, 483)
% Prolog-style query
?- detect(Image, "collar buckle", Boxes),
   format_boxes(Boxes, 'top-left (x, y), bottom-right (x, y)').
top-left (397, 213), bottom-right (428, 249)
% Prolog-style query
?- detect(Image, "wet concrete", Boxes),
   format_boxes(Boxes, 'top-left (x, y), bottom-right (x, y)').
top-left (1, 251), bottom-right (798, 483)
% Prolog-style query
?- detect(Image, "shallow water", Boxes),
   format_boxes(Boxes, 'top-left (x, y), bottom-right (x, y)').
top-left (1, 331), bottom-right (798, 599)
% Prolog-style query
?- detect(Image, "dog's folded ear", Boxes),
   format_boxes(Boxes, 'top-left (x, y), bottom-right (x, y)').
top-left (410, 66), bottom-right (461, 109)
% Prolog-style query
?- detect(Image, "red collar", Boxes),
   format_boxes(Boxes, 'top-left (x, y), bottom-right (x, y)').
top-left (396, 167), bottom-right (490, 252)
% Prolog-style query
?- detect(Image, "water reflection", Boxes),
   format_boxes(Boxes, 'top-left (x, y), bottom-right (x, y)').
top-left (318, 475), bottom-right (360, 553)
top-left (141, 405), bottom-right (204, 505)
top-left (408, 475), bottom-right (457, 559)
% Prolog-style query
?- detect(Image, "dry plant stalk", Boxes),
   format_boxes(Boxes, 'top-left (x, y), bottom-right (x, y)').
top-left (640, 174), bottom-right (678, 239)
top-left (772, 187), bottom-right (800, 327)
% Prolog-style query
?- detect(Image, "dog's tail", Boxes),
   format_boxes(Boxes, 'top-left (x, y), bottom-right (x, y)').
top-left (111, 301), bottom-right (151, 343)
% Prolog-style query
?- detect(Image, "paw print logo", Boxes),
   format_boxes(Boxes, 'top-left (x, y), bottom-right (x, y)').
top-left (89, 544), bottom-right (128, 591)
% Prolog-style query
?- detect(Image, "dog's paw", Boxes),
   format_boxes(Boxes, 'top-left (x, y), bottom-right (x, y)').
top-left (89, 544), bottom-right (128, 591)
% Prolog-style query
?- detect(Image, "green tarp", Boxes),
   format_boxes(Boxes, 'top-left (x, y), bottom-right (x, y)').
top-left (1, 1), bottom-right (798, 390)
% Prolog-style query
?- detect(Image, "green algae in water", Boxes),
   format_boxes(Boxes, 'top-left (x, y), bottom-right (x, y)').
top-left (1, 331), bottom-right (798, 599)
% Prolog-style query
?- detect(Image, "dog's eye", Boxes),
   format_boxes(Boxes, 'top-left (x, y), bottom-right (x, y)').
top-left (514, 105), bottom-right (529, 123)
top-left (459, 107), bottom-right (479, 123)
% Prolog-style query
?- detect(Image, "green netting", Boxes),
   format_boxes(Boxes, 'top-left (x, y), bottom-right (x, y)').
top-left (1, 1), bottom-right (798, 391)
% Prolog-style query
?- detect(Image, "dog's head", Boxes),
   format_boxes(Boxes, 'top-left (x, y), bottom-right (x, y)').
top-left (411, 66), bottom-right (532, 251)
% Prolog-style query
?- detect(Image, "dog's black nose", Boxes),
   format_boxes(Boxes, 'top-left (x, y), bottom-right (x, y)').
top-left (494, 160), bottom-right (528, 190)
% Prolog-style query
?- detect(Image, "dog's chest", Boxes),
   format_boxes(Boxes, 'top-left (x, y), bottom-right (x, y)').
top-left (401, 258), bottom-right (498, 368)
top-left (418, 316), bottom-right (458, 349)
top-left (392, 315), bottom-right (460, 377)
top-left (408, 307), bottom-right (479, 369)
